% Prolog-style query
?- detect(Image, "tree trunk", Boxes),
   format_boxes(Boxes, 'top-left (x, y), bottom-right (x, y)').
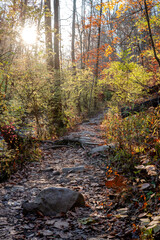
top-left (45, 0), bottom-right (54, 70)
top-left (81, 0), bottom-right (85, 69)
top-left (87, 0), bottom-right (93, 62)
top-left (95, 0), bottom-right (102, 79)
top-left (35, 0), bottom-right (43, 56)
top-left (76, 15), bottom-right (83, 69)
top-left (47, 0), bottom-right (64, 135)
top-left (71, 0), bottom-right (76, 66)
top-left (144, 0), bottom-right (160, 67)
top-left (94, 0), bottom-right (102, 109)
top-left (54, 0), bottom-right (60, 69)
top-left (20, 0), bottom-right (28, 26)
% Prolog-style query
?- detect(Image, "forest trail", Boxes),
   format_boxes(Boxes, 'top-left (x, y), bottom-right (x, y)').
top-left (0, 110), bottom-right (130, 240)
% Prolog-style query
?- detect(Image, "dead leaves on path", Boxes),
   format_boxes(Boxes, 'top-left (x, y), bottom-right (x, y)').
top-left (102, 155), bottom-right (160, 239)
top-left (105, 174), bottom-right (127, 192)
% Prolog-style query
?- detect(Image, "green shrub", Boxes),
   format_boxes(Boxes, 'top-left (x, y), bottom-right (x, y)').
top-left (99, 61), bottom-right (153, 106)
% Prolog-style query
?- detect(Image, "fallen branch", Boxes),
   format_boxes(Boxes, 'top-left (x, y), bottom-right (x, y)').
top-left (40, 135), bottom-right (99, 150)
top-left (143, 84), bottom-right (160, 94)
top-left (42, 145), bottom-right (70, 150)
top-left (121, 96), bottom-right (160, 118)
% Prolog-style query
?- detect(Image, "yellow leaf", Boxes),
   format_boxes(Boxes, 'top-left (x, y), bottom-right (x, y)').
top-left (95, 5), bottom-right (101, 11)
top-left (105, 45), bottom-right (113, 57)
top-left (119, 3), bottom-right (124, 10)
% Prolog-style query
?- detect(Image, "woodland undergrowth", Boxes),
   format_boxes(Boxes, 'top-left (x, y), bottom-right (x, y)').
top-left (101, 82), bottom-right (160, 238)
top-left (0, 55), bottom-right (108, 181)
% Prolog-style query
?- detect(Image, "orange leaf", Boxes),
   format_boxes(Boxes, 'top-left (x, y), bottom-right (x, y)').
top-left (132, 223), bottom-right (137, 233)
top-left (105, 175), bottom-right (127, 192)
top-left (107, 213), bottom-right (112, 217)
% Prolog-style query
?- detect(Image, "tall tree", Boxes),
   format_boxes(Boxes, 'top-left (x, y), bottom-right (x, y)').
top-left (71, 0), bottom-right (76, 66)
top-left (47, 0), bottom-right (64, 135)
top-left (35, 0), bottom-right (43, 56)
top-left (45, 0), bottom-right (54, 70)
top-left (144, 0), bottom-right (160, 67)
top-left (87, 0), bottom-right (93, 62)
top-left (54, 0), bottom-right (60, 69)
top-left (81, 0), bottom-right (86, 69)
top-left (20, 0), bottom-right (28, 26)
top-left (95, 0), bottom-right (102, 79)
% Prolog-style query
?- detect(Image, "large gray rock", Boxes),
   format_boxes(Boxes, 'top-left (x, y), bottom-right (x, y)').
top-left (22, 187), bottom-right (85, 216)
top-left (90, 143), bottom-right (116, 154)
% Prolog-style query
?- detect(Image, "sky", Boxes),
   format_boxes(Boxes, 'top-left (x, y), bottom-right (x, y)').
top-left (1, 0), bottom-right (85, 58)
top-left (60, 0), bottom-right (83, 56)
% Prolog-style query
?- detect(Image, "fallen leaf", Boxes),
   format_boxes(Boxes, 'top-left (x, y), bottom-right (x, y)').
top-left (115, 214), bottom-right (128, 218)
top-left (152, 215), bottom-right (160, 221)
top-left (138, 213), bottom-right (147, 218)
top-left (46, 220), bottom-right (56, 225)
top-left (147, 223), bottom-right (160, 233)
top-left (105, 175), bottom-right (127, 192)
top-left (117, 207), bottom-right (128, 214)
top-left (78, 217), bottom-right (96, 225)
top-left (148, 220), bottom-right (160, 226)
top-left (58, 231), bottom-right (73, 238)
top-left (140, 218), bottom-right (150, 226)
top-left (42, 230), bottom-right (53, 236)
top-left (54, 220), bottom-right (69, 229)
top-left (135, 165), bottom-right (145, 170)
top-left (139, 183), bottom-right (150, 190)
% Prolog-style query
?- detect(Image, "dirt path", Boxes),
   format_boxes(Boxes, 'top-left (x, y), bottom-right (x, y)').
top-left (0, 110), bottom-right (129, 240)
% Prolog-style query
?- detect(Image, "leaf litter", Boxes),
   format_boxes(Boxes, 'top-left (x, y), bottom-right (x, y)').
top-left (0, 112), bottom-right (160, 239)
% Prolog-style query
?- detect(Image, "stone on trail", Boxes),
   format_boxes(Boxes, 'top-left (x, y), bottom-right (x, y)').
top-left (22, 187), bottom-right (85, 216)
top-left (40, 167), bottom-right (54, 173)
top-left (90, 143), bottom-right (116, 154)
top-left (88, 237), bottom-right (107, 240)
top-left (62, 166), bottom-right (85, 173)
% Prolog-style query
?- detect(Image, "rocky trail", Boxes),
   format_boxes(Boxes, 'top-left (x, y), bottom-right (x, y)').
top-left (0, 111), bottom-right (140, 240)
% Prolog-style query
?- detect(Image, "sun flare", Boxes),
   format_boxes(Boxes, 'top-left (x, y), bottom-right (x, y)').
top-left (21, 25), bottom-right (37, 45)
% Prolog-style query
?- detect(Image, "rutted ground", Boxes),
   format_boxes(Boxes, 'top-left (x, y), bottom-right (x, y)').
top-left (0, 111), bottom-right (115, 240)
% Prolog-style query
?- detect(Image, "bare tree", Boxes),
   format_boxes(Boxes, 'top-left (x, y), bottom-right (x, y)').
top-left (71, 0), bottom-right (76, 66)
top-left (35, 0), bottom-right (43, 56)
top-left (45, 0), bottom-right (54, 70)
top-left (81, 0), bottom-right (86, 69)
top-left (95, 0), bottom-right (102, 79)
top-left (54, 0), bottom-right (60, 69)
top-left (87, 0), bottom-right (93, 62)
top-left (144, 0), bottom-right (160, 67)
top-left (48, 0), bottom-right (64, 135)
top-left (20, 0), bottom-right (28, 26)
